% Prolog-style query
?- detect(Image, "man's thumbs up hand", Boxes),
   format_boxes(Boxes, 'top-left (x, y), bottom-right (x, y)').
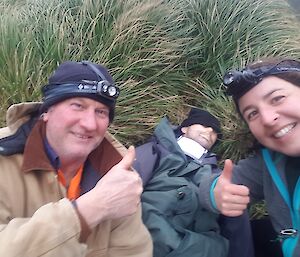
top-left (115, 145), bottom-right (136, 171)
top-left (76, 146), bottom-right (143, 229)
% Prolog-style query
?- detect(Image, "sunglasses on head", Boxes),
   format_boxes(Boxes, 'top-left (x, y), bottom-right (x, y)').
top-left (223, 59), bottom-right (300, 99)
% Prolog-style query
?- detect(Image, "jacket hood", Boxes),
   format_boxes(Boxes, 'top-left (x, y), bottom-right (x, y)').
top-left (5, 102), bottom-right (42, 135)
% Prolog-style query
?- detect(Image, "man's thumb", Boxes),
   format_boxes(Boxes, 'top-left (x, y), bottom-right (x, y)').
top-left (118, 145), bottom-right (136, 170)
top-left (220, 159), bottom-right (233, 182)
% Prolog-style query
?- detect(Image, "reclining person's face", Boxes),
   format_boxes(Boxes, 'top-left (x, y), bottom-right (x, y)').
top-left (238, 76), bottom-right (300, 156)
top-left (43, 97), bottom-right (110, 162)
top-left (181, 124), bottom-right (217, 150)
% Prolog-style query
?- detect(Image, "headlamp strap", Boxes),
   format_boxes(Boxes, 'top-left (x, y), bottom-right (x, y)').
top-left (81, 61), bottom-right (109, 82)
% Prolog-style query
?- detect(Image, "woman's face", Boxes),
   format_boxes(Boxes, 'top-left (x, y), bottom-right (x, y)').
top-left (238, 76), bottom-right (300, 156)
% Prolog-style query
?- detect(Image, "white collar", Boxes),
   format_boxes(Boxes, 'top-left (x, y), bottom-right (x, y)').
top-left (177, 136), bottom-right (207, 159)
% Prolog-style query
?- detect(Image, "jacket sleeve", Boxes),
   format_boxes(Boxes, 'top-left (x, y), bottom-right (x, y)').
top-left (108, 205), bottom-right (153, 257)
top-left (218, 213), bottom-right (255, 257)
top-left (133, 141), bottom-right (160, 186)
top-left (0, 198), bottom-right (87, 257)
top-left (208, 162), bottom-right (255, 257)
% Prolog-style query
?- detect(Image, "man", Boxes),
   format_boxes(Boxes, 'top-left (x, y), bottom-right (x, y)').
top-left (0, 61), bottom-right (152, 256)
top-left (133, 108), bottom-right (254, 257)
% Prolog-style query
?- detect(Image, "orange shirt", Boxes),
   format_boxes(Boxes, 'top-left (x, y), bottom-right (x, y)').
top-left (57, 164), bottom-right (84, 200)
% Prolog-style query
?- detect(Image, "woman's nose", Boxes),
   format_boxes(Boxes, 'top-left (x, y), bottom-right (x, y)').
top-left (260, 109), bottom-right (279, 126)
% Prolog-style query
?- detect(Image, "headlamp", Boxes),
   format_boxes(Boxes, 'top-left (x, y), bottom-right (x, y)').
top-left (223, 59), bottom-right (300, 99)
top-left (42, 80), bottom-right (120, 102)
top-left (81, 79), bottom-right (120, 99)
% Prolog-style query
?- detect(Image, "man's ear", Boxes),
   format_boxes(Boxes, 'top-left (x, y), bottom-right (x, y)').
top-left (41, 112), bottom-right (48, 122)
top-left (181, 127), bottom-right (187, 134)
top-left (41, 106), bottom-right (53, 122)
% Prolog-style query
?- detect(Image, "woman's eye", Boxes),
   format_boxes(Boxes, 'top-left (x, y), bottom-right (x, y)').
top-left (271, 95), bottom-right (285, 104)
top-left (246, 110), bottom-right (258, 121)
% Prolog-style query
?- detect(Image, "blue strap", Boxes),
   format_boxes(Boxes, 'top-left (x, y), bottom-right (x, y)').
top-left (293, 179), bottom-right (300, 229)
top-left (262, 149), bottom-right (292, 211)
top-left (262, 148), bottom-right (298, 257)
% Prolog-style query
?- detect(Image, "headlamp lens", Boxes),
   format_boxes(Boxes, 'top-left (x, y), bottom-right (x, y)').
top-left (93, 80), bottom-right (119, 99)
top-left (107, 86), bottom-right (117, 97)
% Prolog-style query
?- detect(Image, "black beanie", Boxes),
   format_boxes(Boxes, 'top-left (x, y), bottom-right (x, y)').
top-left (180, 108), bottom-right (222, 140)
top-left (40, 61), bottom-right (118, 122)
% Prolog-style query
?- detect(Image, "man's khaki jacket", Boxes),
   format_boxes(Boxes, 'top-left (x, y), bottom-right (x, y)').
top-left (0, 102), bottom-right (152, 257)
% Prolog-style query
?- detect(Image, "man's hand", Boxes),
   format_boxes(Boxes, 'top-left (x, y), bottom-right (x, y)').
top-left (76, 146), bottom-right (143, 229)
top-left (214, 159), bottom-right (250, 217)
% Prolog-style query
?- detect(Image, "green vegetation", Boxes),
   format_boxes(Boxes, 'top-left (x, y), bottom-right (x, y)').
top-left (0, 0), bottom-right (300, 188)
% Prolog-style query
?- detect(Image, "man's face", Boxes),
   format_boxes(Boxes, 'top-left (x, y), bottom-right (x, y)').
top-left (181, 124), bottom-right (217, 150)
top-left (43, 97), bottom-right (110, 162)
top-left (238, 76), bottom-right (300, 156)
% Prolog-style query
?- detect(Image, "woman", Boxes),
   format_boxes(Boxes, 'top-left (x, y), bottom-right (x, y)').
top-left (199, 58), bottom-right (300, 257)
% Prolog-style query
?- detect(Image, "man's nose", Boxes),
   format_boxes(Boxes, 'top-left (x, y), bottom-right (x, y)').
top-left (80, 110), bottom-right (97, 130)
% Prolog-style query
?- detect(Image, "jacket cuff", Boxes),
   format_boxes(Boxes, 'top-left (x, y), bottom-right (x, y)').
top-left (210, 177), bottom-right (219, 211)
top-left (71, 200), bottom-right (92, 242)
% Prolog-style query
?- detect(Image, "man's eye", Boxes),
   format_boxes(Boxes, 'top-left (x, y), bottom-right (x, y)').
top-left (71, 103), bottom-right (83, 109)
top-left (71, 103), bottom-right (83, 108)
top-left (96, 109), bottom-right (109, 118)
